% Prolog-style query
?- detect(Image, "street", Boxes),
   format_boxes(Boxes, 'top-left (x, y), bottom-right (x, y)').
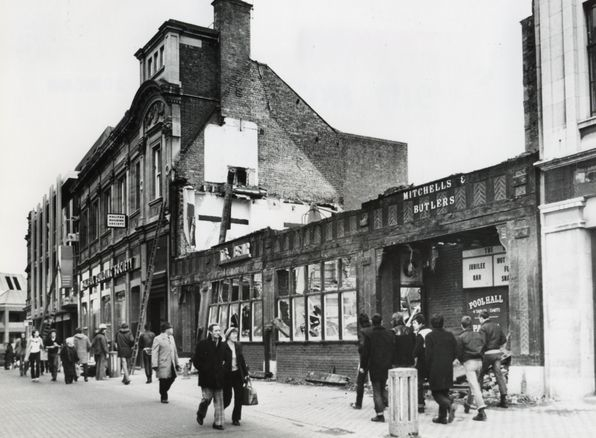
top-left (2, 368), bottom-right (596, 438)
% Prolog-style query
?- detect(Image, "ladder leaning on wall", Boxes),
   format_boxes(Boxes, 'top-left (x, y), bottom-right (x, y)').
top-left (130, 200), bottom-right (166, 374)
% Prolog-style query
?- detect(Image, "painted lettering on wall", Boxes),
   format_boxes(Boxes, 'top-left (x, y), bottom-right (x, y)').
top-left (81, 258), bottom-right (135, 290)
top-left (403, 175), bottom-right (466, 202)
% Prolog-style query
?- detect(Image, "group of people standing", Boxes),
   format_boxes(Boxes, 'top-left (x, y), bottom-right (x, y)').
top-left (354, 309), bottom-right (508, 425)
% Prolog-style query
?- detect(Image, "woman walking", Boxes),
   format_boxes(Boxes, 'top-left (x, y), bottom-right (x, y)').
top-left (60, 337), bottom-right (79, 384)
top-left (25, 330), bottom-right (44, 382)
top-left (223, 327), bottom-right (249, 426)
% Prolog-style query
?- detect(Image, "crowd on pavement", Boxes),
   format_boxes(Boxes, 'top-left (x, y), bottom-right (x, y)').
top-left (353, 309), bottom-right (509, 425)
top-left (3, 320), bottom-right (253, 432)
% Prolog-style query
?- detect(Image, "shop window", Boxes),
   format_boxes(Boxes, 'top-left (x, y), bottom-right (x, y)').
top-left (207, 273), bottom-right (264, 342)
top-left (114, 292), bottom-right (126, 326)
top-left (275, 257), bottom-right (358, 342)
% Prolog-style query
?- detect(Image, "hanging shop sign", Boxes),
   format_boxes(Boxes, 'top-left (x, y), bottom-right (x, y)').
top-left (81, 257), bottom-right (135, 290)
top-left (462, 245), bottom-right (508, 288)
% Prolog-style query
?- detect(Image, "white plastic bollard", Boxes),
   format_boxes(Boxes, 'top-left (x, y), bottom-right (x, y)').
top-left (388, 368), bottom-right (418, 438)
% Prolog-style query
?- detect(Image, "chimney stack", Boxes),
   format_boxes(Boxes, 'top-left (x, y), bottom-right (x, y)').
top-left (212, 0), bottom-right (253, 116)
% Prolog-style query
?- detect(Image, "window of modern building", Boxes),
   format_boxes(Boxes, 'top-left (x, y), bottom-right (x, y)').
top-left (208, 273), bottom-right (263, 342)
top-left (275, 257), bottom-right (358, 342)
top-left (101, 188), bottom-right (111, 232)
top-left (90, 200), bottom-right (99, 242)
top-left (12, 277), bottom-right (21, 290)
top-left (586, 1), bottom-right (596, 115)
top-left (152, 145), bottom-right (162, 199)
top-left (5, 276), bottom-right (14, 290)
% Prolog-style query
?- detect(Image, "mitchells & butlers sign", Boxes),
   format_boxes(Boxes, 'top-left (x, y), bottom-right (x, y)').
top-left (403, 175), bottom-right (466, 215)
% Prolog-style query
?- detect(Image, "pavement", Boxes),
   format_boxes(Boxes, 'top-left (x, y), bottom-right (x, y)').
top-left (1, 367), bottom-right (596, 438)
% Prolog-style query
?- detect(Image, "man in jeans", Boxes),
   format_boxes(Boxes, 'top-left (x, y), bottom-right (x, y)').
top-left (478, 310), bottom-right (508, 408)
top-left (350, 313), bottom-right (372, 410)
top-left (457, 316), bottom-right (487, 421)
top-left (361, 313), bottom-right (394, 423)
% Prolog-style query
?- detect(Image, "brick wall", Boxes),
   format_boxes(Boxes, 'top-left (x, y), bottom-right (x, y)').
top-left (275, 343), bottom-right (359, 381)
top-left (243, 343), bottom-right (265, 372)
top-left (521, 15), bottom-right (539, 153)
top-left (179, 42), bottom-right (219, 98)
top-left (341, 134), bottom-right (408, 211)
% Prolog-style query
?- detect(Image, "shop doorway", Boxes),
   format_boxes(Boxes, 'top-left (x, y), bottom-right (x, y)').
top-left (147, 296), bottom-right (166, 334)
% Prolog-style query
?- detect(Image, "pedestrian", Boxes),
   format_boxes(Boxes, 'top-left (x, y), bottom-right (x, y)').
top-left (412, 313), bottom-right (431, 413)
top-left (457, 315), bottom-right (487, 421)
top-left (39, 341), bottom-right (48, 376)
top-left (4, 342), bottom-right (14, 370)
top-left (45, 329), bottom-right (61, 382)
top-left (116, 322), bottom-right (134, 385)
top-left (193, 323), bottom-right (229, 430)
top-left (151, 322), bottom-right (180, 403)
top-left (60, 337), bottom-right (79, 384)
top-left (139, 323), bottom-right (156, 384)
top-left (223, 327), bottom-right (249, 426)
top-left (425, 314), bottom-right (457, 425)
top-left (91, 324), bottom-right (109, 380)
top-left (478, 310), bottom-right (509, 408)
top-left (14, 333), bottom-right (28, 376)
top-left (73, 327), bottom-right (92, 382)
top-left (391, 312), bottom-right (415, 367)
top-left (350, 313), bottom-right (372, 410)
top-left (25, 330), bottom-right (44, 383)
top-left (361, 313), bottom-right (394, 423)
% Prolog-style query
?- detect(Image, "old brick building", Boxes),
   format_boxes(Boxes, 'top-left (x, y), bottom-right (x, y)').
top-left (172, 152), bottom-right (543, 396)
top-left (26, 0), bottom-right (407, 345)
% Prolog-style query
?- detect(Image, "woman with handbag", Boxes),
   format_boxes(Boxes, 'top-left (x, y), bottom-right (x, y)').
top-left (223, 327), bottom-right (249, 426)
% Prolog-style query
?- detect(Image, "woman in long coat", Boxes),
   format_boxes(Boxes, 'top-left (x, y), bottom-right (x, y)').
top-left (151, 322), bottom-right (180, 403)
top-left (425, 314), bottom-right (457, 424)
top-left (223, 327), bottom-right (249, 426)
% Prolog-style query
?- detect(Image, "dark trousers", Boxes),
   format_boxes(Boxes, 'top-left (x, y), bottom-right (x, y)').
top-left (143, 351), bottom-right (152, 381)
top-left (64, 363), bottom-right (76, 384)
top-left (371, 379), bottom-right (388, 415)
top-left (94, 354), bottom-right (106, 380)
top-left (431, 389), bottom-right (452, 420)
top-left (223, 370), bottom-right (244, 421)
top-left (159, 366), bottom-right (176, 401)
top-left (48, 353), bottom-right (59, 380)
top-left (354, 368), bottom-right (368, 407)
top-left (80, 363), bottom-right (89, 379)
top-left (29, 352), bottom-right (41, 379)
top-left (480, 352), bottom-right (508, 396)
top-left (416, 368), bottom-right (426, 408)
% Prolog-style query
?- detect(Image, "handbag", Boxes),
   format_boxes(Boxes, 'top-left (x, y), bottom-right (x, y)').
top-left (241, 378), bottom-right (259, 406)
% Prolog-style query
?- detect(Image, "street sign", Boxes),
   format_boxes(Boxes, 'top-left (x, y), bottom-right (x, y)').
top-left (107, 213), bottom-right (127, 228)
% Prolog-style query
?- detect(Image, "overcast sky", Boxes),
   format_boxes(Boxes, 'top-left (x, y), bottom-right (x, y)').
top-left (0, 0), bottom-right (532, 275)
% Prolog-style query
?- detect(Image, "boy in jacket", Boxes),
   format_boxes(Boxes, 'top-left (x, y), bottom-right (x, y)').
top-left (457, 316), bottom-right (487, 421)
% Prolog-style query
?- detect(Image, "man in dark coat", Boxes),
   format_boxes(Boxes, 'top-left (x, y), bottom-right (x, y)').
top-left (351, 313), bottom-right (372, 410)
top-left (192, 323), bottom-right (229, 430)
top-left (392, 312), bottom-right (415, 367)
top-left (361, 313), bottom-right (394, 422)
top-left (139, 323), bottom-right (156, 383)
top-left (14, 333), bottom-right (28, 376)
top-left (412, 313), bottom-right (431, 413)
top-left (91, 324), bottom-right (109, 380)
top-left (478, 310), bottom-right (508, 408)
top-left (425, 314), bottom-right (457, 424)
top-left (116, 322), bottom-right (134, 385)
top-left (45, 329), bottom-right (61, 381)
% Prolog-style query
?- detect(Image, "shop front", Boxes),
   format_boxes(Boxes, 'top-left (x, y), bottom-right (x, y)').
top-left (172, 152), bottom-right (543, 395)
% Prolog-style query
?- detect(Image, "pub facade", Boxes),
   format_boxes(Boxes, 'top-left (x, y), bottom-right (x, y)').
top-left (172, 152), bottom-right (544, 396)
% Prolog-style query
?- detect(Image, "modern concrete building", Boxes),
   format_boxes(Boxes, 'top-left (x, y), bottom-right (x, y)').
top-left (0, 273), bottom-right (27, 344)
top-left (528, 0), bottom-right (596, 399)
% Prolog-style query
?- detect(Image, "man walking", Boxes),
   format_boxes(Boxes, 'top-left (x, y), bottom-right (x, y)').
top-left (139, 324), bottom-right (156, 383)
top-left (91, 324), bottom-right (109, 380)
top-left (412, 314), bottom-right (431, 413)
top-left (351, 313), bottom-right (372, 410)
top-left (478, 310), bottom-right (508, 408)
top-left (152, 322), bottom-right (180, 403)
top-left (14, 332), bottom-right (28, 376)
top-left (457, 315), bottom-right (487, 421)
top-left (73, 327), bottom-right (92, 382)
top-left (116, 322), bottom-right (134, 385)
top-left (45, 329), bottom-right (61, 382)
top-left (392, 312), bottom-right (415, 367)
top-left (425, 314), bottom-right (457, 425)
top-left (193, 323), bottom-right (229, 430)
top-left (361, 313), bottom-right (394, 423)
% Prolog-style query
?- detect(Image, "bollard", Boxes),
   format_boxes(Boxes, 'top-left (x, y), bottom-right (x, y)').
top-left (108, 351), bottom-right (120, 378)
top-left (388, 368), bottom-right (418, 438)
